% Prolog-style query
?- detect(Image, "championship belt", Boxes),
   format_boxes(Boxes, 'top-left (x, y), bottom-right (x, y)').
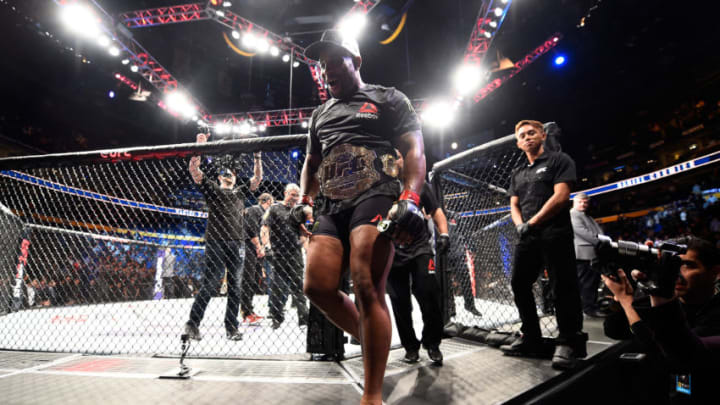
top-left (319, 144), bottom-right (397, 201)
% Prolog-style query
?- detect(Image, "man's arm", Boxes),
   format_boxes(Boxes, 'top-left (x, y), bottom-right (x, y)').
top-left (394, 130), bottom-right (426, 195)
top-left (249, 152), bottom-right (262, 191)
top-left (527, 182), bottom-right (571, 227)
top-left (510, 196), bottom-right (523, 226)
top-left (430, 207), bottom-right (449, 234)
top-left (260, 225), bottom-right (269, 248)
top-left (189, 133), bottom-right (209, 185)
top-left (300, 152), bottom-right (321, 199)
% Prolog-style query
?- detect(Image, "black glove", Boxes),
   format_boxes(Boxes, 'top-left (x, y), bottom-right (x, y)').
top-left (516, 222), bottom-right (532, 238)
top-left (385, 200), bottom-right (425, 241)
top-left (437, 233), bottom-right (450, 254)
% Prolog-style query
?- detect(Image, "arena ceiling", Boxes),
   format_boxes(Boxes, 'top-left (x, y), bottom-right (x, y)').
top-left (1, 0), bottom-right (718, 168)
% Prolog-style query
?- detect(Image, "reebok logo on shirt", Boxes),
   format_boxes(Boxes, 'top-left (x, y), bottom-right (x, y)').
top-left (536, 166), bottom-right (548, 174)
top-left (356, 102), bottom-right (379, 120)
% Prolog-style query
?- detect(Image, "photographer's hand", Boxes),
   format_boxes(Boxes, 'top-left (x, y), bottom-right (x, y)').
top-left (602, 269), bottom-right (642, 325)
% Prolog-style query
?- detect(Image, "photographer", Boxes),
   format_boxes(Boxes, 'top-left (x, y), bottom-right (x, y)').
top-left (602, 237), bottom-right (720, 403)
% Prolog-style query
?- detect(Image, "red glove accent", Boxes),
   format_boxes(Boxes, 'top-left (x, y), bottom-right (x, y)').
top-left (399, 190), bottom-right (420, 206)
top-left (301, 195), bottom-right (314, 207)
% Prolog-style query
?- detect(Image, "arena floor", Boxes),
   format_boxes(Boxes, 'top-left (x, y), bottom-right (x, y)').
top-left (0, 318), bottom-right (617, 405)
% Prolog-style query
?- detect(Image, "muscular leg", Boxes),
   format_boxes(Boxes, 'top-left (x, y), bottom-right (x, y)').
top-left (349, 225), bottom-right (394, 405)
top-left (303, 235), bottom-right (359, 338)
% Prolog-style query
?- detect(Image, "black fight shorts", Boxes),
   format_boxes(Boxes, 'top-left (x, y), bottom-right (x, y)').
top-left (312, 195), bottom-right (394, 249)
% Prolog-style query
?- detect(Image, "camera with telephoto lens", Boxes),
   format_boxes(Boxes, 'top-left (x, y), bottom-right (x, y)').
top-left (596, 235), bottom-right (688, 298)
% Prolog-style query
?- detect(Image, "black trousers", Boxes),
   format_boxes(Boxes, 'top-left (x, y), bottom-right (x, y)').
top-left (511, 232), bottom-right (583, 343)
top-left (268, 250), bottom-right (308, 324)
top-left (188, 240), bottom-right (245, 331)
top-left (576, 260), bottom-right (601, 313)
top-left (240, 242), bottom-right (263, 317)
top-left (162, 276), bottom-right (180, 299)
top-left (387, 254), bottom-right (443, 350)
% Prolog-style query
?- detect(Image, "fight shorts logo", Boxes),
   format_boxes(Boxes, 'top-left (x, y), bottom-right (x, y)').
top-left (370, 214), bottom-right (383, 223)
top-left (356, 102), bottom-right (379, 120)
top-left (318, 144), bottom-right (380, 200)
top-left (428, 258), bottom-right (436, 274)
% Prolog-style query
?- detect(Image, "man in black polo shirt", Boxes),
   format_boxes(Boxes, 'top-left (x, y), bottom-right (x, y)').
top-left (261, 183), bottom-right (308, 329)
top-left (240, 192), bottom-right (273, 324)
top-left (184, 133), bottom-right (261, 341)
top-left (387, 179), bottom-right (448, 365)
top-left (500, 120), bottom-right (586, 370)
top-left (300, 30), bottom-right (426, 404)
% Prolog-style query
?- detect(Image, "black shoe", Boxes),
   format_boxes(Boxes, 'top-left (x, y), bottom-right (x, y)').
top-left (500, 335), bottom-right (547, 357)
top-left (402, 348), bottom-right (420, 364)
top-left (271, 319), bottom-right (282, 330)
top-left (350, 336), bottom-right (360, 345)
top-left (226, 328), bottom-right (243, 341)
top-left (426, 346), bottom-right (443, 365)
top-left (551, 345), bottom-right (578, 370)
top-left (466, 307), bottom-right (482, 317)
top-left (184, 322), bottom-right (202, 341)
top-left (298, 316), bottom-right (308, 327)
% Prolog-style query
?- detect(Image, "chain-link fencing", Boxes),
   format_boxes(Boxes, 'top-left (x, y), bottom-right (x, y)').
top-left (0, 135), bottom-right (313, 358)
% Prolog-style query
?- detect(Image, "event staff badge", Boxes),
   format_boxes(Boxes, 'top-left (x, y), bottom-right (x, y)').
top-left (319, 144), bottom-right (380, 200)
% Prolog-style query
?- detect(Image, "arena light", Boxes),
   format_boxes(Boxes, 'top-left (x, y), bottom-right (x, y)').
top-left (223, 1), bottom-right (232, 7)
top-left (258, 124), bottom-right (267, 132)
top-left (451, 142), bottom-right (458, 150)
top-left (301, 121), bottom-right (309, 129)
top-left (338, 12), bottom-right (367, 40)
top-left (554, 55), bottom-right (566, 66)
top-left (215, 122), bottom-right (231, 135)
top-left (282, 54), bottom-right (290, 63)
top-left (97, 35), bottom-right (110, 47)
top-left (453, 63), bottom-right (484, 95)
top-left (231, 30), bottom-right (240, 39)
top-left (256, 38), bottom-right (270, 54)
top-left (108, 90), bottom-right (115, 99)
top-left (241, 122), bottom-right (253, 135)
top-left (489, 20), bottom-right (497, 28)
top-left (60, 3), bottom-right (102, 38)
top-left (292, 61), bottom-right (300, 68)
top-left (483, 31), bottom-right (492, 39)
top-left (242, 32), bottom-right (257, 49)
top-left (165, 91), bottom-right (196, 118)
top-left (121, 58), bottom-right (130, 65)
top-left (108, 46), bottom-right (121, 57)
top-left (130, 65), bottom-right (139, 73)
top-left (494, 7), bottom-right (504, 17)
top-left (269, 46), bottom-right (280, 57)
top-left (215, 10), bottom-right (225, 17)
top-left (421, 100), bottom-right (456, 129)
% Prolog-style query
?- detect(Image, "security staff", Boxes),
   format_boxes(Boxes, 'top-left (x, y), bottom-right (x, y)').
top-left (500, 120), bottom-right (586, 370)
top-left (387, 180), bottom-right (447, 365)
top-left (240, 193), bottom-right (273, 324)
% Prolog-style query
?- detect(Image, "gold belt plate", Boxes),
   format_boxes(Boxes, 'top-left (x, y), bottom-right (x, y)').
top-left (319, 144), bottom-right (380, 200)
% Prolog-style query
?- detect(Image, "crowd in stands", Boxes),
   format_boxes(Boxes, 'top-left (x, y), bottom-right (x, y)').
top-left (0, 237), bottom-right (210, 312)
top-left (602, 187), bottom-right (720, 249)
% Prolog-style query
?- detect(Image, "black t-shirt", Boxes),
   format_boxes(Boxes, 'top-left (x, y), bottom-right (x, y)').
top-left (393, 183), bottom-right (440, 265)
top-left (244, 205), bottom-right (264, 243)
top-left (262, 203), bottom-right (302, 254)
top-left (307, 84), bottom-right (421, 216)
top-left (200, 176), bottom-right (247, 241)
top-left (507, 150), bottom-right (576, 234)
